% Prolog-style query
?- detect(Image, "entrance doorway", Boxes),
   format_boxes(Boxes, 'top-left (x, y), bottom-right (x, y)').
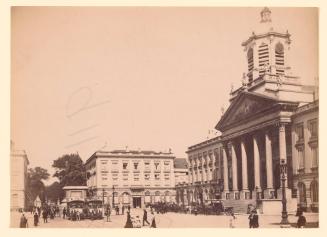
top-left (133, 197), bottom-right (141, 208)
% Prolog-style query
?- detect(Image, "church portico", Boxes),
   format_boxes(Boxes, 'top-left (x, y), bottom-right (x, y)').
top-left (218, 104), bottom-right (296, 203)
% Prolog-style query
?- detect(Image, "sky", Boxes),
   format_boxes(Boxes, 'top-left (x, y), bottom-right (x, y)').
top-left (11, 7), bottom-right (318, 184)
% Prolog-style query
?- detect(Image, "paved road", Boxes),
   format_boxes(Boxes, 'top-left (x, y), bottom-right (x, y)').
top-left (11, 210), bottom-right (319, 228)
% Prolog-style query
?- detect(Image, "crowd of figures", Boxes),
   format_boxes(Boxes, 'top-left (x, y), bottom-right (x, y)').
top-left (19, 205), bottom-right (61, 228)
top-left (18, 202), bottom-right (308, 228)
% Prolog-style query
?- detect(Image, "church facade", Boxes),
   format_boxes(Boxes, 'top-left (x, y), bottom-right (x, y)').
top-left (185, 8), bottom-right (318, 213)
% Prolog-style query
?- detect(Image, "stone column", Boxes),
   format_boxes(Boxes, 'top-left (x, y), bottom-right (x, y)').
top-left (253, 135), bottom-right (261, 195)
top-left (264, 131), bottom-right (274, 198)
top-left (231, 142), bottom-right (238, 199)
top-left (240, 139), bottom-right (249, 199)
top-left (222, 146), bottom-right (229, 199)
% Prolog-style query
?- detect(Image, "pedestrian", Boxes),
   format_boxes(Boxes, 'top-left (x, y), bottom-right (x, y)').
top-left (42, 209), bottom-right (48, 223)
top-left (116, 206), bottom-right (120, 215)
top-left (297, 211), bottom-right (306, 228)
top-left (150, 210), bottom-right (157, 228)
top-left (143, 208), bottom-right (150, 226)
top-left (63, 207), bottom-right (66, 219)
top-left (106, 205), bottom-right (111, 222)
top-left (229, 211), bottom-right (236, 228)
top-left (122, 205), bottom-right (125, 215)
top-left (249, 209), bottom-right (259, 228)
top-left (124, 211), bottom-right (133, 228)
top-left (128, 205), bottom-right (131, 212)
top-left (76, 210), bottom-right (81, 221)
top-left (33, 211), bottom-right (39, 227)
top-left (20, 213), bottom-right (28, 228)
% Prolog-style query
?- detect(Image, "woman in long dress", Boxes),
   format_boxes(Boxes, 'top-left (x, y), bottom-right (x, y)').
top-left (124, 211), bottom-right (133, 228)
top-left (150, 211), bottom-right (157, 228)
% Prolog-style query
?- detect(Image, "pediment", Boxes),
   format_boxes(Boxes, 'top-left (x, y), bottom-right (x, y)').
top-left (216, 92), bottom-right (278, 131)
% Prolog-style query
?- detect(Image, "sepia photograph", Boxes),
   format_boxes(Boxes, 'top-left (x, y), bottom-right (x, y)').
top-left (9, 5), bottom-right (319, 229)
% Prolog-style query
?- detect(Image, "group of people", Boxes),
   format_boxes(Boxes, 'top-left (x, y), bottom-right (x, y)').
top-left (19, 204), bottom-right (60, 228)
top-left (124, 208), bottom-right (156, 228)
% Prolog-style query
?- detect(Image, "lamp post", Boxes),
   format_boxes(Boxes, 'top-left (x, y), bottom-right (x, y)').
top-left (112, 185), bottom-right (115, 209)
top-left (280, 160), bottom-right (289, 226)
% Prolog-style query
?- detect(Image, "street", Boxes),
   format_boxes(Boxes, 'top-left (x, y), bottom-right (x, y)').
top-left (11, 209), bottom-right (319, 228)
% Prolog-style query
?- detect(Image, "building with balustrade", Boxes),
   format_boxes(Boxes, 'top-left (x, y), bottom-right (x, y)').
top-left (85, 149), bottom-right (176, 208)
top-left (186, 8), bottom-right (318, 214)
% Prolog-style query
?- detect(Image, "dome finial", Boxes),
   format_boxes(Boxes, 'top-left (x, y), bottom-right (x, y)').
top-left (260, 7), bottom-right (272, 23)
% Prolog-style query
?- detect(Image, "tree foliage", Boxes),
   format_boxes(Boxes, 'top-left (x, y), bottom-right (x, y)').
top-left (45, 181), bottom-right (62, 203)
top-left (52, 153), bottom-right (86, 186)
top-left (26, 166), bottom-right (50, 205)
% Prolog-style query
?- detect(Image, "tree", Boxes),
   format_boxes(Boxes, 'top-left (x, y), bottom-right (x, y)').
top-left (26, 167), bottom-right (50, 206)
top-left (52, 153), bottom-right (87, 200)
top-left (45, 181), bottom-right (62, 203)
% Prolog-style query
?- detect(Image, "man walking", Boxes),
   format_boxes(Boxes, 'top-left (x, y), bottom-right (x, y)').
top-left (143, 208), bottom-right (150, 226)
top-left (106, 205), bottom-right (111, 222)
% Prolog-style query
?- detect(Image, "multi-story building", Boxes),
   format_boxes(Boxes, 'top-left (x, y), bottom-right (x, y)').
top-left (184, 137), bottom-right (224, 205)
top-left (292, 100), bottom-right (318, 212)
top-left (10, 142), bottom-right (29, 211)
top-left (85, 149), bottom-right (176, 208)
top-left (185, 8), bottom-right (318, 214)
top-left (174, 158), bottom-right (189, 205)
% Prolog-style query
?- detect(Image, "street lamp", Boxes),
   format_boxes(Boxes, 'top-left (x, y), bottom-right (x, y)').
top-left (280, 160), bottom-right (289, 225)
top-left (112, 185), bottom-right (115, 209)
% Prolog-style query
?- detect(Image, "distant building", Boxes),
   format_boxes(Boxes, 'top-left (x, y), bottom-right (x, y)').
top-left (10, 142), bottom-right (29, 211)
top-left (85, 149), bottom-right (176, 208)
top-left (174, 158), bottom-right (189, 185)
top-left (183, 137), bottom-right (224, 206)
top-left (292, 100), bottom-right (318, 211)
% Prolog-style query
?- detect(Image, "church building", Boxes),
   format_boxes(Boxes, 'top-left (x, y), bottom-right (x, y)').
top-left (186, 7), bottom-right (318, 214)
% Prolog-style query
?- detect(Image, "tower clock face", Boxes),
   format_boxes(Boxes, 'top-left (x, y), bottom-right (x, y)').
top-left (275, 43), bottom-right (284, 54)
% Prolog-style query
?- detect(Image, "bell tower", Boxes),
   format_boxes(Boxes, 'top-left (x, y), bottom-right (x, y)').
top-left (243, 7), bottom-right (292, 82)
top-left (229, 7), bottom-right (314, 104)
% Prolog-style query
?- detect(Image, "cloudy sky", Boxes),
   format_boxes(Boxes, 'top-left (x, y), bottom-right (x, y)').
top-left (11, 7), bottom-right (318, 183)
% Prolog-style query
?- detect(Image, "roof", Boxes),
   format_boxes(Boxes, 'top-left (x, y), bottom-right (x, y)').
top-left (85, 149), bottom-right (175, 166)
top-left (174, 158), bottom-right (188, 169)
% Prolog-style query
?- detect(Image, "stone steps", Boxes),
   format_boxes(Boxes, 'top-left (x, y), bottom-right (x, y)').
top-left (222, 199), bottom-right (256, 213)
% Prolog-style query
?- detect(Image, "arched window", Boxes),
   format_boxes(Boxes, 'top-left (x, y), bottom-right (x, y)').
top-left (122, 192), bottom-right (130, 204)
top-left (275, 42), bottom-right (285, 75)
top-left (247, 48), bottom-right (254, 82)
top-left (311, 180), bottom-right (318, 203)
top-left (258, 43), bottom-right (269, 76)
top-left (144, 191), bottom-right (151, 203)
top-left (298, 182), bottom-right (307, 207)
top-left (154, 191), bottom-right (161, 203)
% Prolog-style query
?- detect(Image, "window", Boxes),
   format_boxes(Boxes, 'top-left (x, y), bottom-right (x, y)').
top-left (144, 174), bottom-right (150, 180)
top-left (275, 42), bottom-right (285, 75)
top-left (134, 163), bottom-right (139, 170)
top-left (123, 162), bottom-right (128, 170)
top-left (308, 119), bottom-right (318, 138)
top-left (155, 174), bottom-right (160, 180)
top-left (247, 48), bottom-right (254, 82)
top-left (295, 123), bottom-right (304, 142)
top-left (311, 147), bottom-right (318, 168)
top-left (164, 173), bottom-right (170, 180)
top-left (134, 173), bottom-right (140, 181)
top-left (154, 162), bottom-right (160, 170)
top-left (258, 43), bottom-right (269, 76)
top-left (298, 147), bottom-right (305, 169)
top-left (311, 181), bottom-right (318, 203)
top-left (144, 161), bottom-right (150, 171)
